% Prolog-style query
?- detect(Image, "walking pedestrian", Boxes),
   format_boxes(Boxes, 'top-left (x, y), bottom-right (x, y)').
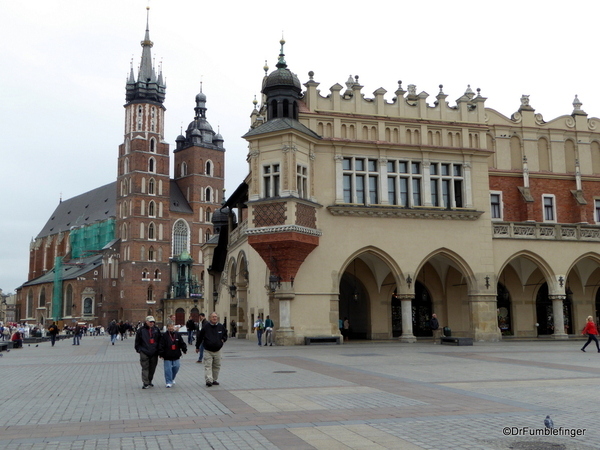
top-left (135, 316), bottom-right (161, 389)
top-left (107, 320), bottom-right (118, 345)
top-left (197, 312), bottom-right (227, 387)
top-left (264, 315), bottom-right (274, 346)
top-left (159, 320), bottom-right (187, 388)
top-left (185, 315), bottom-right (196, 345)
top-left (581, 315), bottom-right (600, 352)
top-left (195, 313), bottom-right (207, 363)
top-left (48, 322), bottom-right (59, 347)
top-left (254, 316), bottom-right (264, 346)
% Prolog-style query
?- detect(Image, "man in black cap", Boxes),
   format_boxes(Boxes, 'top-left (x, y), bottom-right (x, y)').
top-left (134, 315), bottom-right (161, 389)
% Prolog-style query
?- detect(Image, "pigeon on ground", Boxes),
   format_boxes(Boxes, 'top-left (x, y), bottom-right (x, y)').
top-left (0, 353), bottom-right (3, 357)
top-left (35, 345), bottom-right (38, 347)
top-left (544, 415), bottom-right (554, 429)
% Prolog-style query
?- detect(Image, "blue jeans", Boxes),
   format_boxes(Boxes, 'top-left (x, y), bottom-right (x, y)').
top-left (73, 334), bottom-right (80, 345)
top-left (110, 334), bottom-right (117, 344)
top-left (257, 329), bottom-right (263, 345)
top-left (163, 359), bottom-right (180, 385)
top-left (187, 330), bottom-right (194, 345)
top-left (197, 343), bottom-right (204, 361)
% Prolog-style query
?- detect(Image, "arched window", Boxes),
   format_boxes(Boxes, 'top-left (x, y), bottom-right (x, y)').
top-left (172, 219), bottom-right (190, 256)
top-left (148, 246), bottom-right (155, 261)
top-left (206, 208), bottom-right (212, 222)
top-left (148, 178), bottom-right (155, 195)
top-left (206, 161), bottom-right (212, 176)
top-left (154, 269), bottom-right (161, 280)
top-left (148, 201), bottom-right (155, 217)
top-left (27, 289), bottom-right (34, 318)
top-left (39, 287), bottom-right (46, 308)
top-left (148, 157), bottom-right (156, 173)
top-left (205, 187), bottom-right (212, 203)
top-left (142, 268), bottom-right (149, 279)
top-left (141, 177), bottom-right (146, 193)
top-left (124, 158), bottom-right (129, 174)
top-left (147, 286), bottom-right (153, 302)
top-left (65, 285), bottom-right (73, 317)
top-left (181, 162), bottom-right (187, 177)
top-left (148, 223), bottom-right (155, 240)
top-left (122, 223), bottom-right (128, 241)
top-left (150, 137), bottom-right (156, 152)
top-left (141, 245), bottom-right (146, 261)
top-left (205, 229), bottom-right (211, 242)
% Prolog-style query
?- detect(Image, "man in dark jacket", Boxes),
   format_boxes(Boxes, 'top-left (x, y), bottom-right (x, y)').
top-left (159, 320), bottom-right (187, 388)
top-left (107, 320), bottom-right (119, 345)
top-left (197, 312), bottom-right (227, 387)
top-left (185, 315), bottom-right (196, 345)
top-left (134, 316), bottom-right (161, 389)
top-left (47, 322), bottom-right (59, 347)
top-left (430, 313), bottom-right (441, 344)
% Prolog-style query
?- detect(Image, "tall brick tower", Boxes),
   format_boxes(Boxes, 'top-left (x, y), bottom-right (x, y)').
top-left (115, 8), bottom-right (171, 321)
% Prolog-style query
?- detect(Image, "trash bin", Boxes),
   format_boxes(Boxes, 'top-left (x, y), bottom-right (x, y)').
top-left (443, 326), bottom-right (451, 337)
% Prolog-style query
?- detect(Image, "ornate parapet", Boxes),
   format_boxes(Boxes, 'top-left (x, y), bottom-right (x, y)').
top-left (493, 222), bottom-right (600, 241)
top-left (328, 205), bottom-right (483, 220)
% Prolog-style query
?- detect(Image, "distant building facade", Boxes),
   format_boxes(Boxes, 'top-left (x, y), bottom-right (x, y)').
top-left (210, 41), bottom-right (600, 343)
top-left (16, 17), bottom-right (225, 328)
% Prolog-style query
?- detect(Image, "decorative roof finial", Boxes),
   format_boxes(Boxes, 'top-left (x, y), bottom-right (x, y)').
top-left (264, 60), bottom-right (269, 75)
top-left (277, 34), bottom-right (286, 69)
top-left (253, 95), bottom-right (258, 109)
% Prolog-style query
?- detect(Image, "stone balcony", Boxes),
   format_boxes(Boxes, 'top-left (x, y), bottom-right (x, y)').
top-left (492, 221), bottom-right (600, 241)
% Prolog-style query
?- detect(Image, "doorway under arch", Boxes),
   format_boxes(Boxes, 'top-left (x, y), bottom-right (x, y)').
top-left (536, 283), bottom-right (572, 335)
top-left (339, 271), bottom-right (368, 340)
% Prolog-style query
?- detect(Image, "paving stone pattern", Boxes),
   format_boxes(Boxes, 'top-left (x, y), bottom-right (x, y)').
top-left (0, 336), bottom-right (599, 449)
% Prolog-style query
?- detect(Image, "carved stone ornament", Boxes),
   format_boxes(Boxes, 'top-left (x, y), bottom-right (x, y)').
top-left (327, 205), bottom-right (483, 220)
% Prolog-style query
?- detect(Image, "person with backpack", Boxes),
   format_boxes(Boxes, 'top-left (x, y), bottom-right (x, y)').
top-left (47, 322), bottom-right (59, 347)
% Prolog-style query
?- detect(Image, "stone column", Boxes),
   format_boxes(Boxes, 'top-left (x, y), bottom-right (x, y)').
top-left (398, 294), bottom-right (416, 343)
top-left (550, 295), bottom-right (568, 339)
top-left (468, 294), bottom-right (501, 342)
top-left (274, 284), bottom-right (295, 346)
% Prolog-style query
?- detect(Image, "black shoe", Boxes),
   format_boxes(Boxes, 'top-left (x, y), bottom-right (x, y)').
top-left (212, 381), bottom-right (220, 386)
top-left (581, 348), bottom-right (586, 352)
top-left (206, 381), bottom-right (212, 387)
top-left (143, 384), bottom-right (150, 389)
top-left (270, 344), bottom-right (273, 346)
top-left (149, 383), bottom-right (154, 387)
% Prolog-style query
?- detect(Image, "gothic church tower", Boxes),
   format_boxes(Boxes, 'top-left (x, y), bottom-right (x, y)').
top-left (115, 8), bottom-right (170, 318)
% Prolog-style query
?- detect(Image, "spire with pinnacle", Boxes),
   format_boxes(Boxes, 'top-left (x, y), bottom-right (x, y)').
top-left (125, 7), bottom-right (166, 104)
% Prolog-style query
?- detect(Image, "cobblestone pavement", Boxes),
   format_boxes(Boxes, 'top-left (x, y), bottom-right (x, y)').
top-left (1, 336), bottom-right (599, 449)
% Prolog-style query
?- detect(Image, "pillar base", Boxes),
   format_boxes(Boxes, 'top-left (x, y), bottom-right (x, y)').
top-left (398, 334), bottom-right (417, 343)
top-left (275, 328), bottom-right (295, 346)
top-left (551, 333), bottom-right (569, 340)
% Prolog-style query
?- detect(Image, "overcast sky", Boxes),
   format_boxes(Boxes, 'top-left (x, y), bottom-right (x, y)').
top-left (2, 1), bottom-right (599, 293)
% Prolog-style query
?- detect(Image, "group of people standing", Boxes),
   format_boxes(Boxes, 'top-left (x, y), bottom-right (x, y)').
top-left (253, 315), bottom-right (274, 346)
top-left (134, 312), bottom-right (227, 389)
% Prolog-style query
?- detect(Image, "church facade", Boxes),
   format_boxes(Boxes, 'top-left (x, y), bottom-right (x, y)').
top-left (211, 41), bottom-right (600, 344)
top-left (17, 17), bottom-right (225, 328)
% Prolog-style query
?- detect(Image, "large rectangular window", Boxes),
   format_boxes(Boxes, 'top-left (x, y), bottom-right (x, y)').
top-left (429, 162), bottom-right (464, 208)
top-left (342, 157), bottom-right (378, 205)
top-left (387, 160), bottom-right (421, 207)
top-left (263, 164), bottom-right (280, 198)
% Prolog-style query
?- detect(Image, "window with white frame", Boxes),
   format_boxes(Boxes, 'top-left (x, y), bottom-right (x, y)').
top-left (595, 199), bottom-right (600, 223)
top-left (490, 191), bottom-right (503, 220)
top-left (263, 164), bottom-right (280, 198)
top-left (429, 163), bottom-right (463, 208)
top-left (386, 160), bottom-right (422, 207)
top-left (343, 157), bottom-right (379, 205)
top-left (542, 195), bottom-right (556, 222)
top-left (297, 164), bottom-right (308, 199)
